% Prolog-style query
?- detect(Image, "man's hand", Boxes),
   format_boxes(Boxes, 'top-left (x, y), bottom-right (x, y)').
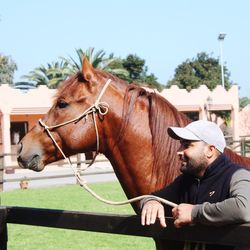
top-left (172, 203), bottom-right (194, 228)
top-left (141, 200), bottom-right (166, 228)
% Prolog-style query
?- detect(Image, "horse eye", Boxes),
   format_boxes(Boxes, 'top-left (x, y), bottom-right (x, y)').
top-left (57, 100), bottom-right (69, 109)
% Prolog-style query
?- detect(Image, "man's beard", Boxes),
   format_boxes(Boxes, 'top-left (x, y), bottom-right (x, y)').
top-left (180, 156), bottom-right (207, 176)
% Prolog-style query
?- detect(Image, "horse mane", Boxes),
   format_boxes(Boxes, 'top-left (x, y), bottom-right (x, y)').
top-left (149, 91), bottom-right (191, 187)
top-left (119, 84), bottom-right (191, 189)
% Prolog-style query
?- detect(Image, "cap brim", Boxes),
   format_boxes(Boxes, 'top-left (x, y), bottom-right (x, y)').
top-left (167, 127), bottom-right (200, 141)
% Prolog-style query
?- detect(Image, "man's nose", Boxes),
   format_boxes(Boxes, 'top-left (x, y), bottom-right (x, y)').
top-left (177, 151), bottom-right (184, 160)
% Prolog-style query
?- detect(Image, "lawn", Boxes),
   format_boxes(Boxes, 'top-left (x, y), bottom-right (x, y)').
top-left (0, 181), bottom-right (155, 250)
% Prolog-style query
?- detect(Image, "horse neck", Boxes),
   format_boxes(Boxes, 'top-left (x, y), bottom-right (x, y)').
top-left (101, 99), bottom-right (156, 199)
top-left (100, 84), bottom-right (189, 202)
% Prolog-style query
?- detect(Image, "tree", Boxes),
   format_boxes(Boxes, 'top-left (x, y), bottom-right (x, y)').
top-left (63, 47), bottom-right (106, 72)
top-left (167, 52), bottom-right (232, 91)
top-left (122, 54), bottom-right (163, 90)
top-left (23, 48), bottom-right (162, 90)
top-left (0, 54), bottom-right (17, 85)
top-left (167, 52), bottom-right (235, 125)
top-left (240, 97), bottom-right (250, 110)
top-left (23, 60), bottom-right (71, 89)
top-left (103, 57), bottom-right (130, 81)
top-left (62, 47), bottom-right (129, 80)
top-left (23, 48), bottom-right (129, 89)
top-left (122, 54), bottom-right (145, 81)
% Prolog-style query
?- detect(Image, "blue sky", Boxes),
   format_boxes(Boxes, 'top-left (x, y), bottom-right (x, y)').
top-left (1, 0), bottom-right (250, 97)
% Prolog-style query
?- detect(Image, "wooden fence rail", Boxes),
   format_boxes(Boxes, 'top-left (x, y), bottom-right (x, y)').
top-left (227, 140), bottom-right (250, 156)
top-left (1, 138), bottom-right (250, 191)
top-left (0, 154), bottom-right (112, 191)
top-left (0, 206), bottom-right (250, 249)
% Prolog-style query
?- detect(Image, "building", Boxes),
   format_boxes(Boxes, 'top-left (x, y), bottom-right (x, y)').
top-left (159, 84), bottom-right (239, 140)
top-left (239, 105), bottom-right (250, 137)
top-left (0, 84), bottom-right (55, 166)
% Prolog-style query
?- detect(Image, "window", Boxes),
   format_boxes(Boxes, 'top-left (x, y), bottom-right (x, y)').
top-left (182, 112), bottom-right (199, 121)
top-left (10, 122), bottom-right (28, 145)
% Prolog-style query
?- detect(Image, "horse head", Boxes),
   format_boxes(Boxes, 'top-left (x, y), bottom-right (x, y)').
top-left (17, 57), bottom-right (125, 171)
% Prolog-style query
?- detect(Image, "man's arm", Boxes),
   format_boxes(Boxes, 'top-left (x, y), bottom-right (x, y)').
top-left (140, 175), bottom-right (183, 227)
top-left (191, 169), bottom-right (250, 225)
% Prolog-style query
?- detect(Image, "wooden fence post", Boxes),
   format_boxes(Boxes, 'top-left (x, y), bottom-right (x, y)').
top-left (241, 140), bottom-right (246, 156)
top-left (0, 207), bottom-right (8, 250)
top-left (0, 155), bottom-right (3, 192)
top-left (76, 154), bottom-right (82, 184)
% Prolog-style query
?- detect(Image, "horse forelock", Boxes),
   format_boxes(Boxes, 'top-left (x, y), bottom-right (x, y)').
top-left (53, 73), bottom-right (82, 104)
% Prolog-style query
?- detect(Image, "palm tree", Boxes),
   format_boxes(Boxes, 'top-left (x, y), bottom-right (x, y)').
top-left (62, 47), bottom-right (129, 79)
top-left (23, 60), bottom-right (71, 89)
top-left (23, 48), bottom-right (129, 89)
top-left (0, 54), bottom-right (17, 85)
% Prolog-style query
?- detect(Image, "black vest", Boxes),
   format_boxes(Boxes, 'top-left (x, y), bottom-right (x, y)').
top-left (179, 154), bottom-right (243, 205)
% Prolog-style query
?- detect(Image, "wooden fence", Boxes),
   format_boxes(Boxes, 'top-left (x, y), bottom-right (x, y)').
top-left (0, 156), bottom-right (3, 192)
top-left (227, 139), bottom-right (250, 156)
top-left (1, 143), bottom-right (250, 249)
top-left (0, 206), bottom-right (250, 249)
top-left (0, 154), bottom-right (113, 192)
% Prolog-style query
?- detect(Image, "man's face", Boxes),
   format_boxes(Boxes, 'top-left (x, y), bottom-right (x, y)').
top-left (178, 140), bottom-right (209, 177)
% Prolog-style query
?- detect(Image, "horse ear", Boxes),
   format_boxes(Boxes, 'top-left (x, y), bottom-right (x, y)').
top-left (82, 57), bottom-right (95, 82)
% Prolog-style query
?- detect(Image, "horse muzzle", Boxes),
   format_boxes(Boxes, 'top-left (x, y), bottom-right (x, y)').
top-left (17, 154), bottom-right (45, 172)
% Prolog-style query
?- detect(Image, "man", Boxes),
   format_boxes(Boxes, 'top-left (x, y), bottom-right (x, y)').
top-left (141, 120), bottom-right (250, 250)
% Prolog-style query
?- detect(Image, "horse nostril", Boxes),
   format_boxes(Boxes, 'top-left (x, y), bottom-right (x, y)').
top-left (17, 155), bottom-right (26, 169)
top-left (17, 155), bottom-right (22, 163)
top-left (17, 142), bottom-right (23, 155)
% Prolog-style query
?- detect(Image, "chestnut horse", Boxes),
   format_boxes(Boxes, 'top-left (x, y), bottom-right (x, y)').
top-left (17, 58), bottom-right (250, 250)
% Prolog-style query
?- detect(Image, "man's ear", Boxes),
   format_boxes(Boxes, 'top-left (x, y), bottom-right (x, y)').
top-left (207, 145), bottom-right (216, 158)
top-left (82, 57), bottom-right (95, 81)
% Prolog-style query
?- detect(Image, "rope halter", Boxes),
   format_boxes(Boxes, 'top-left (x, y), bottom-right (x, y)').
top-left (39, 78), bottom-right (111, 165)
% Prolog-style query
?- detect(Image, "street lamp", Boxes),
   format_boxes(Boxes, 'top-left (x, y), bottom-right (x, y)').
top-left (218, 33), bottom-right (226, 89)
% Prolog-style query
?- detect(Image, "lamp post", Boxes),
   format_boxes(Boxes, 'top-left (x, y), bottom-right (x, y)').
top-left (205, 96), bottom-right (213, 121)
top-left (218, 33), bottom-right (226, 89)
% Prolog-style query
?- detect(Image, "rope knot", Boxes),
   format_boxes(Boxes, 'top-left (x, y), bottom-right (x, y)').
top-left (94, 101), bottom-right (109, 116)
top-left (39, 119), bottom-right (50, 130)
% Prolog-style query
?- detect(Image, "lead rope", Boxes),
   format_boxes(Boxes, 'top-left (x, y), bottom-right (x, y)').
top-left (39, 79), bottom-right (178, 208)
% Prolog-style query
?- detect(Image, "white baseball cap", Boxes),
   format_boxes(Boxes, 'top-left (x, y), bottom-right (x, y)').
top-left (168, 120), bottom-right (226, 153)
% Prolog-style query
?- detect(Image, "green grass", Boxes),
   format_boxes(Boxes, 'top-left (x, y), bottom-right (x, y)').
top-left (0, 182), bottom-right (155, 250)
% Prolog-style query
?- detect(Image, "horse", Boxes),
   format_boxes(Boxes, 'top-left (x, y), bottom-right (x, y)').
top-left (17, 57), bottom-right (250, 250)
